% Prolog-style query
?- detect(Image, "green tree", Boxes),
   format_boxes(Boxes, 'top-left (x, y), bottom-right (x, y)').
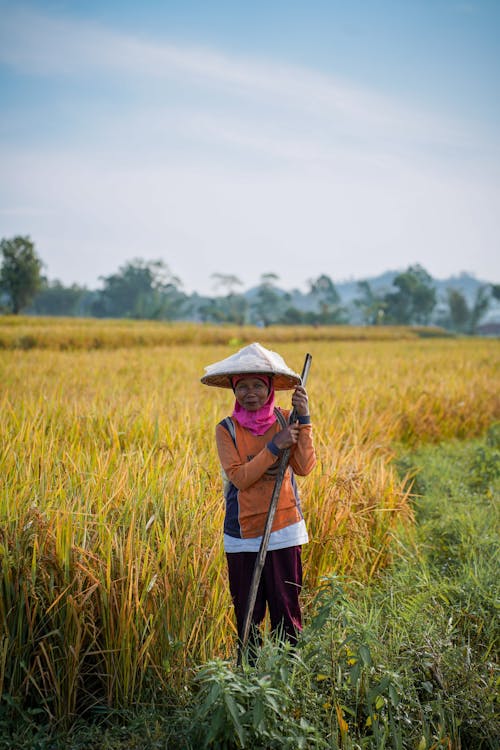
top-left (308, 274), bottom-right (346, 323)
top-left (384, 265), bottom-right (436, 325)
top-left (211, 273), bottom-right (248, 324)
top-left (0, 236), bottom-right (43, 314)
top-left (279, 305), bottom-right (314, 324)
top-left (447, 288), bottom-right (469, 332)
top-left (445, 285), bottom-right (491, 334)
top-left (469, 285), bottom-right (491, 334)
top-left (211, 273), bottom-right (243, 296)
top-left (354, 280), bottom-right (386, 325)
top-left (251, 273), bottom-right (284, 326)
top-left (197, 298), bottom-right (228, 323)
top-left (31, 279), bottom-right (87, 316)
top-left (94, 259), bottom-right (185, 319)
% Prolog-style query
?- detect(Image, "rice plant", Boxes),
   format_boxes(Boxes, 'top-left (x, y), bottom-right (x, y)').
top-left (0, 335), bottom-right (498, 727)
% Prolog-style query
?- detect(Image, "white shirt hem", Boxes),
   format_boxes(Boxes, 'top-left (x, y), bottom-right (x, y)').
top-left (224, 519), bottom-right (309, 553)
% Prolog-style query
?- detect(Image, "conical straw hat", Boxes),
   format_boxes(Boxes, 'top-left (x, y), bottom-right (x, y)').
top-left (201, 342), bottom-right (301, 390)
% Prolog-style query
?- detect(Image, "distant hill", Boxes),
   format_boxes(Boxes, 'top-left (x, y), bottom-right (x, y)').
top-left (335, 270), bottom-right (500, 323)
top-left (244, 270), bottom-right (492, 306)
top-left (334, 270), bottom-right (491, 305)
top-left (240, 270), bottom-right (499, 324)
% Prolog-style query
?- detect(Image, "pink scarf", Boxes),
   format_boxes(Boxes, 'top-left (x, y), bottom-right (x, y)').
top-left (231, 375), bottom-right (277, 435)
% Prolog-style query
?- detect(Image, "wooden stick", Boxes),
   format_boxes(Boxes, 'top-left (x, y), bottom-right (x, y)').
top-left (237, 353), bottom-right (312, 665)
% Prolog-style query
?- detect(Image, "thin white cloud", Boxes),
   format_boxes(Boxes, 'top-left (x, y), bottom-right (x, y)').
top-left (0, 3), bottom-right (498, 290)
top-left (0, 4), bottom-right (469, 151)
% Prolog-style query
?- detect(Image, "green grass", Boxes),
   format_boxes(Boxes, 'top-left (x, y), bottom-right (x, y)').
top-left (2, 429), bottom-right (498, 749)
top-left (183, 429), bottom-right (499, 750)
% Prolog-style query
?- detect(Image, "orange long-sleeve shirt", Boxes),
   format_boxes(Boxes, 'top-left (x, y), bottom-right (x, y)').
top-left (216, 409), bottom-right (316, 539)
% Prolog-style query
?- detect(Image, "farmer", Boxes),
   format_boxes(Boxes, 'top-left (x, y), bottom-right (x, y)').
top-left (201, 342), bottom-right (316, 659)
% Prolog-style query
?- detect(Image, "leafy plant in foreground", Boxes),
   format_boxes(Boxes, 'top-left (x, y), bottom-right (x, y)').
top-left (190, 648), bottom-right (323, 749)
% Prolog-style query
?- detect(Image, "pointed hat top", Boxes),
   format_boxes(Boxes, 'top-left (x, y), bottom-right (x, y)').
top-left (200, 342), bottom-right (301, 390)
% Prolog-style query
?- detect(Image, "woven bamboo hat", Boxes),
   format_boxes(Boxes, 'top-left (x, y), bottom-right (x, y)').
top-left (201, 342), bottom-right (301, 390)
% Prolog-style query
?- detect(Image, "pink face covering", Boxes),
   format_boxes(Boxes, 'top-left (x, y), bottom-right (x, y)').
top-left (231, 375), bottom-right (276, 435)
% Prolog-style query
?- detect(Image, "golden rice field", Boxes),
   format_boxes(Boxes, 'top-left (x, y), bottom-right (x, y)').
top-left (0, 319), bottom-right (499, 723)
top-left (0, 315), bottom-right (450, 350)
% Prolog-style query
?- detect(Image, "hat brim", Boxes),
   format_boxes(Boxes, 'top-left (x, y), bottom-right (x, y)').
top-left (200, 370), bottom-right (301, 390)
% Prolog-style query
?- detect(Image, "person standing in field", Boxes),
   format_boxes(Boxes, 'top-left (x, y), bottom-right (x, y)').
top-left (201, 343), bottom-right (316, 660)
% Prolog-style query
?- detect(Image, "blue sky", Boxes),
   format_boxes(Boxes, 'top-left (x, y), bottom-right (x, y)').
top-left (0, 0), bottom-right (499, 294)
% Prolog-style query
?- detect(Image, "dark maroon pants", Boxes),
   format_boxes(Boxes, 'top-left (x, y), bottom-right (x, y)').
top-left (226, 545), bottom-right (303, 649)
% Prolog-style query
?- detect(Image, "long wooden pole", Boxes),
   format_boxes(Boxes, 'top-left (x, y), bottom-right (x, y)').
top-left (237, 353), bottom-right (312, 665)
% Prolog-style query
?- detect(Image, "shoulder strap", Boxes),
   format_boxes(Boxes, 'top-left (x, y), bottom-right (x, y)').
top-left (220, 417), bottom-right (237, 446)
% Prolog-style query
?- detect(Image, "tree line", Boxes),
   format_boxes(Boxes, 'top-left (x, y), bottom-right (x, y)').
top-left (1, 235), bottom-right (499, 333)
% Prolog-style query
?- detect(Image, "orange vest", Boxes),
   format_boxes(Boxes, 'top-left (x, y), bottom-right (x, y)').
top-left (215, 409), bottom-right (316, 538)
